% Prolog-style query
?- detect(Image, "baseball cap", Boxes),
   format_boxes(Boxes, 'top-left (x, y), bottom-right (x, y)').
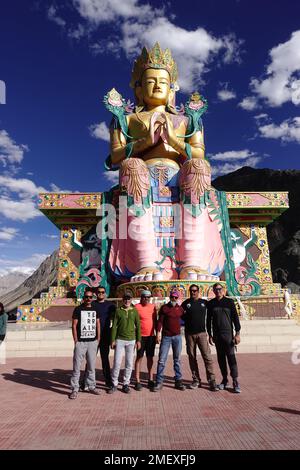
top-left (123, 291), bottom-right (133, 299)
top-left (141, 290), bottom-right (151, 297)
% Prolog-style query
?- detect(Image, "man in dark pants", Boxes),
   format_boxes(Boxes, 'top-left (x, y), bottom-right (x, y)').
top-left (81, 286), bottom-right (115, 390)
top-left (92, 286), bottom-right (115, 388)
top-left (207, 283), bottom-right (241, 393)
top-left (182, 285), bottom-right (218, 391)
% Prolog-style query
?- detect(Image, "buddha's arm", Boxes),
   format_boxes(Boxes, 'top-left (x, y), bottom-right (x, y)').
top-left (170, 129), bottom-right (205, 160)
top-left (110, 127), bottom-right (154, 165)
top-left (165, 117), bottom-right (205, 160)
top-left (110, 128), bottom-right (127, 165)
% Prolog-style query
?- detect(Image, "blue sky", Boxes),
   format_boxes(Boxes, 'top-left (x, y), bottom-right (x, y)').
top-left (0, 0), bottom-right (300, 275)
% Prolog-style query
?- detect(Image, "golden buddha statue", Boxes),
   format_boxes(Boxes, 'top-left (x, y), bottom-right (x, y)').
top-left (104, 43), bottom-right (225, 282)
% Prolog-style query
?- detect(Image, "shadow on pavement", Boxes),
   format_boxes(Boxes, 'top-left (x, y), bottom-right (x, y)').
top-left (270, 407), bottom-right (300, 416)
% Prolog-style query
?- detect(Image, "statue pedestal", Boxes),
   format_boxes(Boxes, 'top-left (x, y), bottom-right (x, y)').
top-left (116, 279), bottom-right (226, 300)
top-left (16, 190), bottom-right (295, 322)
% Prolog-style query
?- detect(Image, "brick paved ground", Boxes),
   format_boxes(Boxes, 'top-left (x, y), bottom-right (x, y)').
top-left (0, 353), bottom-right (299, 450)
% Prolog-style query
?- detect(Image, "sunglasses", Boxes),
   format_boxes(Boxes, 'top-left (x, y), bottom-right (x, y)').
top-left (123, 297), bottom-right (131, 300)
top-left (84, 295), bottom-right (93, 299)
top-left (97, 291), bottom-right (105, 294)
top-left (190, 289), bottom-right (198, 293)
top-left (141, 296), bottom-right (151, 299)
top-left (214, 288), bottom-right (223, 291)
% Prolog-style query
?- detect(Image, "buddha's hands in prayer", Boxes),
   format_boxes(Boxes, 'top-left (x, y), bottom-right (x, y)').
top-left (150, 112), bottom-right (168, 145)
top-left (165, 115), bottom-right (184, 152)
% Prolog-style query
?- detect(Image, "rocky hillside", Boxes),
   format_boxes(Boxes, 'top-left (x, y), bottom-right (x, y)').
top-left (213, 167), bottom-right (300, 293)
top-left (0, 250), bottom-right (58, 315)
top-left (0, 272), bottom-right (29, 297)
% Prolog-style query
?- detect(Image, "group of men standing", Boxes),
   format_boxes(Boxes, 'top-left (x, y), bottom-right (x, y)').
top-left (69, 283), bottom-right (241, 399)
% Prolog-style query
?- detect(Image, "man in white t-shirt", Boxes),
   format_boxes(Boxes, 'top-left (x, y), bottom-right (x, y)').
top-left (69, 289), bottom-right (101, 399)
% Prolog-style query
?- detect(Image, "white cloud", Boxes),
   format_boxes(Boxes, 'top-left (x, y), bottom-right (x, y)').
top-left (47, 1), bottom-right (242, 92)
top-left (258, 117), bottom-right (300, 144)
top-left (0, 175), bottom-right (44, 222)
top-left (0, 132), bottom-right (74, 222)
top-left (120, 18), bottom-right (241, 92)
top-left (254, 113), bottom-right (268, 121)
top-left (0, 175), bottom-right (46, 197)
top-left (217, 89), bottom-right (236, 101)
top-left (49, 183), bottom-right (72, 193)
top-left (72, 0), bottom-right (155, 23)
top-left (89, 122), bottom-right (110, 141)
top-left (209, 149), bottom-right (262, 177)
top-left (0, 253), bottom-right (49, 276)
top-left (210, 150), bottom-right (255, 161)
top-left (43, 234), bottom-right (59, 239)
top-left (241, 30), bottom-right (300, 108)
top-left (47, 5), bottom-right (66, 27)
top-left (103, 171), bottom-right (119, 185)
top-left (0, 227), bottom-right (19, 241)
top-left (0, 197), bottom-right (42, 222)
top-left (68, 24), bottom-right (86, 40)
top-left (0, 130), bottom-right (28, 167)
top-left (211, 156), bottom-right (262, 177)
top-left (238, 96), bottom-right (259, 111)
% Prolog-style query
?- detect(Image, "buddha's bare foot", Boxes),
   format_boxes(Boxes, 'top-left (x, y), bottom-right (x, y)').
top-left (131, 267), bottom-right (162, 282)
top-left (180, 266), bottom-right (212, 280)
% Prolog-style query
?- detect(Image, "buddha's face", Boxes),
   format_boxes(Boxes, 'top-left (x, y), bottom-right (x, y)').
top-left (140, 68), bottom-right (171, 107)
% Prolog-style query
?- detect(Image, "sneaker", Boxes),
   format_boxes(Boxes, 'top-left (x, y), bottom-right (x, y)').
top-left (69, 391), bottom-right (78, 400)
top-left (175, 380), bottom-right (186, 391)
top-left (107, 385), bottom-right (117, 394)
top-left (134, 382), bottom-right (143, 391)
top-left (147, 380), bottom-right (155, 390)
top-left (122, 384), bottom-right (131, 394)
top-left (89, 388), bottom-right (101, 395)
top-left (188, 380), bottom-right (200, 390)
top-left (209, 380), bottom-right (219, 392)
top-left (79, 383), bottom-right (89, 392)
top-left (218, 380), bottom-right (228, 390)
top-left (152, 382), bottom-right (163, 392)
top-left (233, 381), bottom-right (241, 394)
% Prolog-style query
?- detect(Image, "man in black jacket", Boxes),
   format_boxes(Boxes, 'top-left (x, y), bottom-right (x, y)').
top-left (182, 285), bottom-right (218, 391)
top-left (207, 283), bottom-right (241, 393)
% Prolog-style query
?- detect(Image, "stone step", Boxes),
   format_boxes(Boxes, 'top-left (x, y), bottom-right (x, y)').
top-left (4, 319), bottom-right (300, 357)
top-left (238, 325), bottom-right (300, 335)
top-left (5, 343), bottom-right (296, 357)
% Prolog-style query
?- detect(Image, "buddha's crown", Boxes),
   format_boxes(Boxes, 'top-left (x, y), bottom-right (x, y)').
top-left (130, 42), bottom-right (178, 88)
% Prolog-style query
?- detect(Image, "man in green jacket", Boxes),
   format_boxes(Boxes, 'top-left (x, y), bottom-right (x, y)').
top-left (108, 292), bottom-right (141, 394)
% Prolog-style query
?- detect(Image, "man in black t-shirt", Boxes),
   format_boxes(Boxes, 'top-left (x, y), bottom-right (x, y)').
top-left (182, 285), bottom-right (218, 391)
top-left (69, 289), bottom-right (101, 399)
top-left (207, 283), bottom-right (241, 393)
top-left (92, 286), bottom-right (116, 388)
